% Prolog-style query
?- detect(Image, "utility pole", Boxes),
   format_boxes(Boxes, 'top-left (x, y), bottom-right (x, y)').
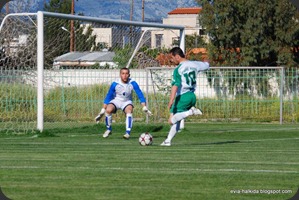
top-left (129, 0), bottom-right (134, 45)
top-left (130, 0), bottom-right (134, 21)
top-left (142, 0), bottom-right (144, 22)
top-left (5, 1), bottom-right (10, 55)
top-left (0, 0), bottom-right (11, 11)
top-left (5, 2), bottom-right (9, 14)
top-left (70, 0), bottom-right (75, 52)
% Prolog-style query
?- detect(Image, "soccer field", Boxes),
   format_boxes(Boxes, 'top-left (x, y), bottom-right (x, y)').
top-left (0, 123), bottom-right (298, 200)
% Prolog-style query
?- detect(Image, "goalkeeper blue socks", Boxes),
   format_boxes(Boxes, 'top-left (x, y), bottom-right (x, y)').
top-left (126, 113), bottom-right (133, 135)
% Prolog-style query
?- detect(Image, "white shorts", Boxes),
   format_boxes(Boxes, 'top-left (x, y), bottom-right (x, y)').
top-left (109, 99), bottom-right (133, 112)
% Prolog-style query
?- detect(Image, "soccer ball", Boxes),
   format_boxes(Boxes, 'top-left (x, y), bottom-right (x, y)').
top-left (139, 132), bottom-right (153, 146)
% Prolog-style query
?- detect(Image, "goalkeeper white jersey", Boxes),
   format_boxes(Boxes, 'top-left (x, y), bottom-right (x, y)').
top-left (172, 60), bottom-right (210, 96)
top-left (104, 78), bottom-right (146, 104)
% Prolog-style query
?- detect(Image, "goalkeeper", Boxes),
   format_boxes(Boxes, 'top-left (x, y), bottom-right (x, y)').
top-left (95, 67), bottom-right (152, 139)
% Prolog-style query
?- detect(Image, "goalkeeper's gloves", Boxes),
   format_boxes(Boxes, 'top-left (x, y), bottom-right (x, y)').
top-left (95, 108), bottom-right (106, 123)
top-left (142, 106), bottom-right (153, 116)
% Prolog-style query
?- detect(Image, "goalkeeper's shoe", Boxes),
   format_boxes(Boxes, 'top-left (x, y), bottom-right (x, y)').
top-left (160, 140), bottom-right (171, 147)
top-left (103, 130), bottom-right (111, 138)
top-left (123, 133), bottom-right (130, 139)
top-left (190, 107), bottom-right (203, 115)
top-left (95, 114), bottom-right (103, 123)
top-left (95, 108), bottom-right (106, 123)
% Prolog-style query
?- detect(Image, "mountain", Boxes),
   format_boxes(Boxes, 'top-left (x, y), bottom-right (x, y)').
top-left (74, 0), bottom-right (199, 22)
top-left (36, 0), bottom-right (200, 23)
top-left (2, 0), bottom-right (200, 22)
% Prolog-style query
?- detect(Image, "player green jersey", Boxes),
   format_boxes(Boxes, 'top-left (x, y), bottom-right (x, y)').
top-left (171, 60), bottom-right (210, 96)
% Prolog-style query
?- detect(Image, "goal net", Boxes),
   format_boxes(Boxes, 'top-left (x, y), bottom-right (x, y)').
top-left (0, 11), bottom-right (184, 133)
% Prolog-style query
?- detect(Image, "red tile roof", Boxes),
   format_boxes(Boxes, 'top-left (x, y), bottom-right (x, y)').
top-left (168, 7), bottom-right (202, 15)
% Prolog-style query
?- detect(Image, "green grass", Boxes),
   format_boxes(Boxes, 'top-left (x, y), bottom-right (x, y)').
top-left (0, 123), bottom-right (298, 200)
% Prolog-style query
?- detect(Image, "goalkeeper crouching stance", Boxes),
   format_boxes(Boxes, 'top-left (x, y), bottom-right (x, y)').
top-left (161, 47), bottom-right (210, 146)
top-left (95, 67), bottom-right (152, 139)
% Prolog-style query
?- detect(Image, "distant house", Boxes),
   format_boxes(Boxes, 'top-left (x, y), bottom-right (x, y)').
top-left (88, 25), bottom-right (141, 50)
top-left (53, 51), bottom-right (116, 69)
top-left (150, 7), bottom-right (206, 49)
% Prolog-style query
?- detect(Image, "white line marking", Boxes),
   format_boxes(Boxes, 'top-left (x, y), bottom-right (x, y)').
top-left (0, 166), bottom-right (297, 174)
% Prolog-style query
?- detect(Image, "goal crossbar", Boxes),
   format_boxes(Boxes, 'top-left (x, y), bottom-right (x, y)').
top-left (35, 11), bottom-right (185, 131)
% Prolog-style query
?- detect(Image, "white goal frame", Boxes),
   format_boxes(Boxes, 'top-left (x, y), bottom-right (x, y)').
top-left (35, 11), bottom-right (185, 131)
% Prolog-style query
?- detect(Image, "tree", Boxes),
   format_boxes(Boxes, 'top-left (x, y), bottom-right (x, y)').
top-left (185, 33), bottom-right (207, 50)
top-left (198, 0), bottom-right (299, 67)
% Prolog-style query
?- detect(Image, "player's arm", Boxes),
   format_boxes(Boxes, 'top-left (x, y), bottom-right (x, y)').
top-left (131, 81), bottom-right (152, 116)
top-left (168, 85), bottom-right (178, 110)
top-left (131, 81), bottom-right (146, 103)
top-left (196, 61), bottom-right (210, 72)
top-left (168, 68), bottom-right (180, 109)
top-left (103, 82), bottom-right (117, 104)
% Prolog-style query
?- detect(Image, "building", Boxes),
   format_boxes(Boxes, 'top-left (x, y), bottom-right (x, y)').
top-left (151, 7), bottom-right (206, 49)
top-left (90, 7), bottom-right (206, 50)
top-left (53, 51), bottom-right (116, 69)
top-left (90, 25), bottom-right (142, 50)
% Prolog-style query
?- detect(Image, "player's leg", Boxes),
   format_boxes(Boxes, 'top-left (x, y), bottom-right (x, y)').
top-left (161, 115), bottom-right (180, 146)
top-left (103, 103), bottom-right (116, 138)
top-left (171, 107), bottom-right (202, 124)
top-left (123, 104), bottom-right (134, 139)
top-left (170, 92), bottom-right (201, 125)
top-left (161, 93), bottom-right (198, 146)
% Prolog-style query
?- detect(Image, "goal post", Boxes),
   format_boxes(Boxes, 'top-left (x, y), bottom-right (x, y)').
top-left (36, 11), bottom-right (185, 132)
top-left (37, 11), bottom-right (44, 132)
top-left (0, 11), bottom-right (185, 133)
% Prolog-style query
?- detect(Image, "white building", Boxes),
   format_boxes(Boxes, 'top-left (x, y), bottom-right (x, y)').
top-left (92, 27), bottom-right (112, 48)
top-left (151, 7), bottom-right (205, 49)
top-left (89, 7), bottom-right (205, 50)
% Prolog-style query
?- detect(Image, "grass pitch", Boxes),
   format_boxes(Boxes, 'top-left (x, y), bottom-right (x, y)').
top-left (0, 123), bottom-right (298, 200)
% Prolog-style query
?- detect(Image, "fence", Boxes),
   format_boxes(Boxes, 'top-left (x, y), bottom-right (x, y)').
top-left (147, 66), bottom-right (299, 124)
top-left (1, 66), bottom-right (298, 133)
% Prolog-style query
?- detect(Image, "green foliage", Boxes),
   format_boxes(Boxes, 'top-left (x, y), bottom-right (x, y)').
top-left (185, 33), bottom-right (207, 49)
top-left (198, 0), bottom-right (299, 67)
top-left (139, 46), bottom-right (167, 58)
top-left (113, 45), bottom-right (134, 68)
top-left (44, 84), bottom-right (110, 121)
top-left (93, 42), bottom-right (109, 51)
top-left (0, 83), bottom-right (36, 122)
top-left (75, 25), bottom-right (97, 52)
top-left (44, 0), bottom-right (72, 13)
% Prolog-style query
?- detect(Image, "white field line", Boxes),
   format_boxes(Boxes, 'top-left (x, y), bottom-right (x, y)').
top-left (241, 137), bottom-right (299, 142)
top-left (0, 165), bottom-right (298, 174)
top-left (1, 158), bottom-right (298, 166)
top-left (200, 127), bottom-right (299, 133)
top-left (2, 136), bottom-right (299, 144)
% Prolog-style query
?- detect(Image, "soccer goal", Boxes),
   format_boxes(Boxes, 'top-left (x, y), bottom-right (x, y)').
top-left (0, 11), bottom-right (185, 133)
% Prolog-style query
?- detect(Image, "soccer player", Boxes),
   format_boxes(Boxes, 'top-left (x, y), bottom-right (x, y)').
top-left (160, 47), bottom-right (210, 146)
top-left (95, 67), bottom-right (152, 139)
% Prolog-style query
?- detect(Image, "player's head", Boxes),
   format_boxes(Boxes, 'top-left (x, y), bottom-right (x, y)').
top-left (169, 47), bottom-right (185, 64)
top-left (119, 67), bottom-right (130, 83)
top-left (170, 47), bottom-right (185, 58)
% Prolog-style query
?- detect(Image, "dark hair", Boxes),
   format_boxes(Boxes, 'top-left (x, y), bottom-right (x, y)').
top-left (120, 67), bottom-right (130, 74)
top-left (169, 47), bottom-right (185, 58)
